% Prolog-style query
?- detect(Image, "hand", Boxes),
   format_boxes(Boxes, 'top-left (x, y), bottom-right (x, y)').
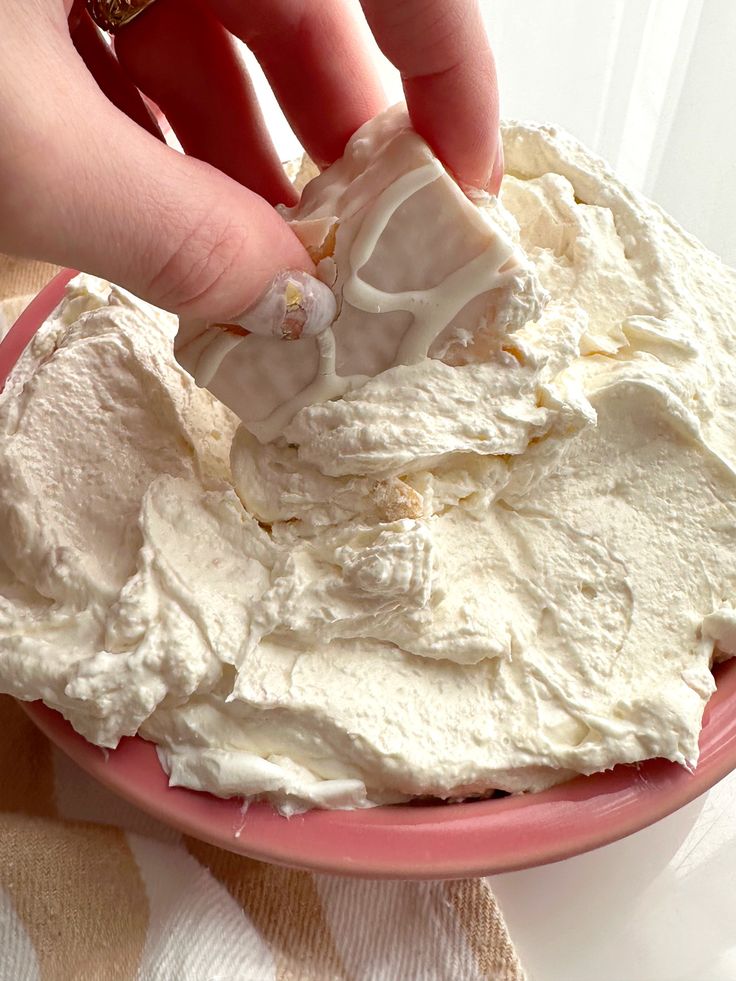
top-left (0, 0), bottom-right (501, 325)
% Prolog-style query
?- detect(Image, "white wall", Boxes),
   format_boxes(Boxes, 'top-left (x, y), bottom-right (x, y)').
top-left (485, 0), bottom-right (735, 265)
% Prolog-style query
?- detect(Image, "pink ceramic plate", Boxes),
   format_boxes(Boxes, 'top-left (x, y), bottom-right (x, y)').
top-left (4, 270), bottom-right (736, 879)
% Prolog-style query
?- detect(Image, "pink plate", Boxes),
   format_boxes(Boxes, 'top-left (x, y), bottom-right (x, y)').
top-left (4, 270), bottom-right (736, 879)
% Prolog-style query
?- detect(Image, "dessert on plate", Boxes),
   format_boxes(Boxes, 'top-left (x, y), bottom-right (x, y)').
top-left (1, 107), bottom-right (735, 814)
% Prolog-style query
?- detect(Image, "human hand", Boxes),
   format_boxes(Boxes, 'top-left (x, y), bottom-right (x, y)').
top-left (0, 0), bottom-right (501, 328)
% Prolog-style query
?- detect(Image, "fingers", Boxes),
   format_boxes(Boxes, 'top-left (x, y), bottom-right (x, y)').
top-left (490, 135), bottom-right (504, 197)
top-left (115, 0), bottom-right (296, 206)
top-left (70, 11), bottom-right (164, 141)
top-left (359, 0), bottom-right (501, 190)
top-left (0, 13), bottom-right (315, 321)
top-left (208, 0), bottom-right (387, 167)
top-left (115, 0), bottom-right (499, 193)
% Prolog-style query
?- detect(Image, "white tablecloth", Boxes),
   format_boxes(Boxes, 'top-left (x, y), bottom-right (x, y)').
top-left (491, 770), bottom-right (736, 980)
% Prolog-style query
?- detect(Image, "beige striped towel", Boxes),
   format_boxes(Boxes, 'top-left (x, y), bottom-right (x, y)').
top-left (0, 257), bottom-right (526, 981)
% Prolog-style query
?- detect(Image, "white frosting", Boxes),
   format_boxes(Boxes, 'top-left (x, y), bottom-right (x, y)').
top-left (176, 107), bottom-right (545, 442)
top-left (1, 118), bottom-right (736, 815)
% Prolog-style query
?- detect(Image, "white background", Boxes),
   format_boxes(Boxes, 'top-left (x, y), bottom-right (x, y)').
top-left (244, 3), bottom-right (736, 978)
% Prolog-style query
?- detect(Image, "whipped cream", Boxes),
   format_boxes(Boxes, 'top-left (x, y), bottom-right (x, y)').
top-left (1, 116), bottom-right (735, 814)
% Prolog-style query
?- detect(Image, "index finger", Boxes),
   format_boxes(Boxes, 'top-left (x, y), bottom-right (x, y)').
top-left (207, 0), bottom-right (387, 168)
top-left (359, 0), bottom-right (501, 191)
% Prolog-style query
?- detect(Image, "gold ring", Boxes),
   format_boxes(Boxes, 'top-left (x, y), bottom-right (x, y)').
top-left (87, 0), bottom-right (158, 33)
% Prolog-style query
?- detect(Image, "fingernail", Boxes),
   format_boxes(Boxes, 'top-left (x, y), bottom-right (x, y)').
top-left (229, 270), bottom-right (336, 341)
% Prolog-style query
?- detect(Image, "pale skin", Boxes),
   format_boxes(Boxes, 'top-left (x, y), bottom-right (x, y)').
top-left (0, 0), bottom-right (502, 324)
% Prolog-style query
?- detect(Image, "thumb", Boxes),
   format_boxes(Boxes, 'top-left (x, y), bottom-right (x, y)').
top-left (0, 16), bottom-right (317, 325)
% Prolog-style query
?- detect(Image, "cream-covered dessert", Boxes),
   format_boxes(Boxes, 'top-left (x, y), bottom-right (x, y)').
top-left (1, 111), bottom-right (735, 814)
top-left (175, 107), bottom-right (545, 442)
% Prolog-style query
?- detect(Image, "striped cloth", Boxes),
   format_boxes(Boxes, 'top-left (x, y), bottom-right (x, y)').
top-left (0, 258), bottom-right (526, 981)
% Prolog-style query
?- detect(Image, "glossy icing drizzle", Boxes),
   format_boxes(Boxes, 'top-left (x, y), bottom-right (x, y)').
top-left (190, 161), bottom-right (523, 442)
